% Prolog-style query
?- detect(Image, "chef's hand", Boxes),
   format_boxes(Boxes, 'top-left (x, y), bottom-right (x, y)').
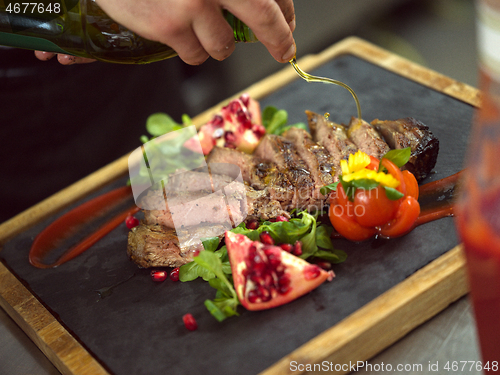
top-left (35, 0), bottom-right (296, 65)
top-left (34, 51), bottom-right (96, 65)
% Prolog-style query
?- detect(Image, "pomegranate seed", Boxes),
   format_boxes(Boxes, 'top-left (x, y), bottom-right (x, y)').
top-left (278, 274), bottom-right (291, 287)
top-left (253, 124), bottom-right (266, 138)
top-left (279, 243), bottom-right (293, 252)
top-left (304, 265), bottom-right (322, 280)
top-left (240, 93), bottom-right (250, 107)
top-left (275, 215), bottom-right (289, 222)
top-left (211, 114), bottom-right (224, 127)
top-left (224, 131), bottom-right (237, 144)
top-left (150, 270), bottom-right (167, 282)
top-left (315, 260), bottom-right (332, 270)
top-left (228, 100), bottom-right (242, 114)
top-left (192, 249), bottom-right (200, 257)
top-left (259, 231), bottom-right (274, 245)
top-left (246, 219), bottom-right (260, 230)
top-left (248, 289), bottom-right (260, 303)
top-left (170, 267), bottom-right (180, 282)
top-left (293, 241), bottom-right (303, 256)
top-left (125, 215), bottom-right (139, 229)
top-left (251, 254), bottom-right (266, 272)
top-left (182, 313), bottom-right (198, 331)
top-left (266, 252), bottom-right (282, 269)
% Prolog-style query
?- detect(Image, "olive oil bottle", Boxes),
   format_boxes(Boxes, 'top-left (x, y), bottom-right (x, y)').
top-left (0, 0), bottom-right (257, 64)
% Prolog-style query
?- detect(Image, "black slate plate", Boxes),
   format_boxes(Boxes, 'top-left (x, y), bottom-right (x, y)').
top-left (0, 54), bottom-right (473, 375)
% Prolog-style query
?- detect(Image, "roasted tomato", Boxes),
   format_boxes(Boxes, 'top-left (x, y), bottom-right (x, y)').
top-left (328, 151), bottom-right (421, 241)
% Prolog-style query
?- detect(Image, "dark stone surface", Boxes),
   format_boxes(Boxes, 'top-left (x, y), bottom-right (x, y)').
top-left (0, 54), bottom-right (473, 375)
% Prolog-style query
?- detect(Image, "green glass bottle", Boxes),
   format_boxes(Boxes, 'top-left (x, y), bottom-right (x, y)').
top-left (0, 0), bottom-right (257, 64)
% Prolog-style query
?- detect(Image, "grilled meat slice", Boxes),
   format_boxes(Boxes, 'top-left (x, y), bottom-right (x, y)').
top-left (371, 117), bottom-right (439, 181)
top-left (282, 127), bottom-right (335, 199)
top-left (127, 223), bottom-right (226, 268)
top-left (307, 110), bottom-right (358, 178)
top-left (145, 185), bottom-right (246, 228)
top-left (254, 134), bottom-right (315, 209)
top-left (346, 117), bottom-right (390, 159)
top-left (206, 147), bottom-right (256, 185)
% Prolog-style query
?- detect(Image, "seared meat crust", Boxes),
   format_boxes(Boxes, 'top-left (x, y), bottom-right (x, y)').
top-left (371, 117), bottom-right (439, 181)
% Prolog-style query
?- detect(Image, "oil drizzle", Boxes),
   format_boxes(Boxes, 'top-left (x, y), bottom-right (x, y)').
top-left (290, 57), bottom-right (362, 120)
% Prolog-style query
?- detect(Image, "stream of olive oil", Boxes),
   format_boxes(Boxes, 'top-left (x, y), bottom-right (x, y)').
top-left (289, 57), bottom-right (362, 120)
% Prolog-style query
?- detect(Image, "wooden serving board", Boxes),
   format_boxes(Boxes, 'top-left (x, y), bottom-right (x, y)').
top-left (0, 37), bottom-right (479, 375)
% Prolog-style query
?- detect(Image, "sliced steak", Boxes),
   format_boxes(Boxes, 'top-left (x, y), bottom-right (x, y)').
top-left (282, 126), bottom-right (335, 199)
top-left (142, 188), bottom-right (245, 229)
top-left (346, 117), bottom-right (390, 159)
top-left (127, 222), bottom-right (226, 268)
top-left (254, 134), bottom-right (315, 209)
top-left (371, 117), bottom-right (439, 181)
top-left (206, 147), bottom-right (255, 183)
top-left (306, 110), bottom-right (358, 178)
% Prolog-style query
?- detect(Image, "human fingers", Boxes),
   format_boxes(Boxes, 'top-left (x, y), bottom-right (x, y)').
top-left (223, 0), bottom-right (296, 63)
top-left (191, 4), bottom-right (235, 61)
top-left (35, 51), bottom-right (56, 61)
top-left (56, 54), bottom-right (96, 65)
top-left (274, 0), bottom-right (296, 32)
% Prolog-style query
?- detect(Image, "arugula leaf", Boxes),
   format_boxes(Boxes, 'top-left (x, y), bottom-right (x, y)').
top-left (262, 106), bottom-right (278, 127)
top-left (314, 249), bottom-right (348, 263)
top-left (351, 178), bottom-right (380, 190)
top-left (146, 113), bottom-right (184, 136)
top-left (201, 237), bottom-right (219, 252)
top-left (340, 177), bottom-right (356, 201)
top-left (204, 298), bottom-right (239, 322)
top-left (380, 147), bottom-right (412, 169)
top-left (178, 237), bottom-right (222, 282)
top-left (320, 181), bottom-right (339, 196)
top-left (180, 242), bottom-right (240, 322)
top-left (384, 186), bottom-right (405, 200)
top-left (275, 122), bottom-right (308, 135)
top-left (266, 109), bottom-right (288, 134)
top-left (262, 105), bottom-right (309, 136)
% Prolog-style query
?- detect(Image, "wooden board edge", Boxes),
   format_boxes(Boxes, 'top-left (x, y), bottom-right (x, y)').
top-left (260, 244), bottom-right (468, 375)
top-left (0, 262), bottom-right (110, 375)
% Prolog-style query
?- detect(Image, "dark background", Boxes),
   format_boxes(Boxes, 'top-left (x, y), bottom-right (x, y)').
top-left (0, 0), bottom-right (476, 223)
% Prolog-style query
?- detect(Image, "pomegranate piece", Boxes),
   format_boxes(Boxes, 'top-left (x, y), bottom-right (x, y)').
top-left (150, 270), bottom-right (168, 282)
top-left (170, 267), bottom-right (180, 282)
top-left (125, 215), bottom-right (139, 229)
top-left (184, 94), bottom-right (265, 155)
top-left (225, 231), bottom-right (334, 311)
top-left (182, 313), bottom-right (198, 331)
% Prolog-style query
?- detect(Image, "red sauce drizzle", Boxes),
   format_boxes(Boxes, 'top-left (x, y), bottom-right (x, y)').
top-left (414, 170), bottom-right (462, 227)
top-left (29, 185), bottom-right (139, 268)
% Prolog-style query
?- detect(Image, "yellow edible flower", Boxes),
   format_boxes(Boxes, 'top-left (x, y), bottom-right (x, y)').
top-left (341, 151), bottom-right (400, 189)
top-left (340, 150), bottom-right (371, 175)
